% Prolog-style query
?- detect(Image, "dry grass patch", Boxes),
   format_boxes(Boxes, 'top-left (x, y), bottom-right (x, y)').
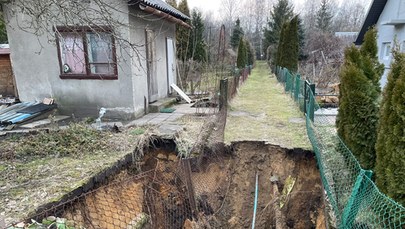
top-left (0, 123), bottom-right (155, 225)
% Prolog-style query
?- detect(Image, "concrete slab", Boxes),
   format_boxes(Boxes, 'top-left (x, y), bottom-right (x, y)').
top-left (158, 124), bottom-right (184, 137)
top-left (20, 116), bottom-right (70, 129)
top-left (148, 119), bottom-right (164, 125)
top-left (149, 97), bottom-right (177, 113)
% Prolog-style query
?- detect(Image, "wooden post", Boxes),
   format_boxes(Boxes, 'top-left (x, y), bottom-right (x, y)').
top-left (219, 78), bottom-right (229, 112)
top-left (182, 159), bottom-right (198, 216)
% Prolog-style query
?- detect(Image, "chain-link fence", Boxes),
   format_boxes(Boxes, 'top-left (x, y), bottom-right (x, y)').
top-left (218, 66), bottom-right (251, 111)
top-left (5, 150), bottom-right (232, 229)
top-left (276, 66), bottom-right (405, 228)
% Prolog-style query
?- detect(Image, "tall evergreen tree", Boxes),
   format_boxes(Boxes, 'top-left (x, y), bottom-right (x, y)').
top-left (165, 0), bottom-right (177, 8)
top-left (230, 18), bottom-right (244, 50)
top-left (236, 37), bottom-right (247, 68)
top-left (316, 0), bottom-right (334, 33)
top-left (297, 17), bottom-right (306, 60)
top-left (0, 12), bottom-right (7, 44)
top-left (336, 28), bottom-right (384, 170)
top-left (176, 0), bottom-right (191, 62)
top-left (246, 39), bottom-right (255, 66)
top-left (188, 9), bottom-right (207, 62)
top-left (276, 16), bottom-right (299, 72)
top-left (275, 22), bottom-right (288, 67)
top-left (263, 0), bottom-right (293, 61)
top-left (375, 50), bottom-right (405, 205)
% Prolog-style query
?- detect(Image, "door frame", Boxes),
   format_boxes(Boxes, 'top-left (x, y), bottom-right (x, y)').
top-left (166, 37), bottom-right (175, 94)
top-left (145, 28), bottom-right (158, 103)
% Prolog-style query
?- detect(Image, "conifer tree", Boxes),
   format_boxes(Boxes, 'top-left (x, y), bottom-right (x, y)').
top-left (336, 28), bottom-right (383, 170)
top-left (230, 18), bottom-right (244, 50)
top-left (275, 22), bottom-right (288, 68)
top-left (283, 16), bottom-right (299, 72)
top-left (176, 0), bottom-right (190, 62)
top-left (165, 0), bottom-right (177, 8)
top-left (316, 0), bottom-right (334, 33)
top-left (297, 17), bottom-right (306, 60)
top-left (236, 38), bottom-right (247, 69)
top-left (188, 9), bottom-right (207, 62)
top-left (0, 12), bottom-right (7, 43)
top-left (263, 0), bottom-right (293, 60)
top-left (276, 16), bottom-right (299, 72)
top-left (246, 39), bottom-right (255, 66)
top-left (375, 50), bottom-right (405, 205)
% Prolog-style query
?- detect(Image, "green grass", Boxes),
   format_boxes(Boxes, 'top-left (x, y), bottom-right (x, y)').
top-left (225, 61), bottom-right (311, 149)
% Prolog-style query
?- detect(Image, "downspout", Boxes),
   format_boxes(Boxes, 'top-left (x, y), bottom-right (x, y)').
top-left (139, 4), bottom-right (192, 29)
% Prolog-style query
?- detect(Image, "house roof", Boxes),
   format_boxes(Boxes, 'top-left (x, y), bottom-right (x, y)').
top-left (354, 0), bottom-right (388, 45)
top-left (128, 0), bottom-right (190, 21)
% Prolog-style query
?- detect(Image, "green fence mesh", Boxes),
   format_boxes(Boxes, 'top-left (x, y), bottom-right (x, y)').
top-left (275, 66), bottom-right (405, 228)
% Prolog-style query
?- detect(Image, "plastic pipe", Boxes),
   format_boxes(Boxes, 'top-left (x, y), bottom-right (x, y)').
top-left (252, 172), bottom-right (259, 229)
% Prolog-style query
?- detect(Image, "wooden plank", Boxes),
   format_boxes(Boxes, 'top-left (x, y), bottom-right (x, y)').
top-left (170, 83), bottom-right (192, 103)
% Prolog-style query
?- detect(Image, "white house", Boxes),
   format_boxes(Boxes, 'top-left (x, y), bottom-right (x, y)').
top-left (354, 0), bottom-right (405, 87)
top-left (2, 0), bottom-right (190, 119)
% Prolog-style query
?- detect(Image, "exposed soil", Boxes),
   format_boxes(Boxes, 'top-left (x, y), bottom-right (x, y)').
top-left (19, 141), bottom-right (325, 229)
top-left (213, 141), bottom-right (325, 229)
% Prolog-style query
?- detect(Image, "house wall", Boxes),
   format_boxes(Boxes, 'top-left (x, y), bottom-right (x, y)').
top-left (128, 7), bottom-right (177, 114)
top-left (0, 54), bottom-right (16, 96)
top-left (376, 0), bottom-right (405, 87)
top-left (4, 1), bottom-right (135, 119)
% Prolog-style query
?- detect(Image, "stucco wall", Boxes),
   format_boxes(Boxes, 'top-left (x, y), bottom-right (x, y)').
top-left (4, 1), bottom-right (177, 119)
top-left (4, 1), bottom-right (136, 119)
top-left (376, 0), bottom-right (405, 87)
top-left (129, 7), bottom-right (177, 116)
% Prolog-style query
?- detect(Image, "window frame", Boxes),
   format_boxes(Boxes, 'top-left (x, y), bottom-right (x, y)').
top-left (55, 26), bottom-right (118, 80)
top-left (381, 42), bottom-right (392, 61)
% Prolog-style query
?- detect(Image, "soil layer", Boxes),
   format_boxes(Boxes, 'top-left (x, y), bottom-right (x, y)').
top-left (213, 141), bottom-right (325, 229)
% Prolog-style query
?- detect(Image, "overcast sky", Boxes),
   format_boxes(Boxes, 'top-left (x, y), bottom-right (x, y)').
top-left (186, 0), bottom-right (307, 19)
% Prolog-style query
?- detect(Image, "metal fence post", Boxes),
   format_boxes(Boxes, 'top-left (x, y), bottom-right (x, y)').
top-left (340, 170), bottom-right (373, 229)
top-left (294, 74), bottom-right (300, 101)
top-left (308, 83), bottom-right (315, 122)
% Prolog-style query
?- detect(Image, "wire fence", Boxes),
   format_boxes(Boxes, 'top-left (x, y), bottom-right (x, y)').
top-left (4, 63), bottom-right (250, 229)
top-left (275, 66), bottom-right (405, 228)
top-left (5, 153), bottom-right (232, 229)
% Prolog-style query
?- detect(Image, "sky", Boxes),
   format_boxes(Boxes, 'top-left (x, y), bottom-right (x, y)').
top-left (182, 0), bottom-right (360, 19)
top-left (186, 0), bottom-right (307, 18)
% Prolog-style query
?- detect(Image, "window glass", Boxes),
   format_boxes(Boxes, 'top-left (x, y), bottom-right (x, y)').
top-left (59, 33), bottom-right (86, 74)
top-left (87, 32), bottom-right (114, 74)
top-left (381, 42), bottom-right (391, 60)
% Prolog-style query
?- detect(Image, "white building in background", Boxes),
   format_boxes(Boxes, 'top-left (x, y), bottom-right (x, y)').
top-left (355, 0), bottom-right (405, 88)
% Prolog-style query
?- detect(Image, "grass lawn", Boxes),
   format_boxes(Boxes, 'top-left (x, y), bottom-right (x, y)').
top-left (225, 61), bottom-right (311, 149)
top-left (0, 124), bottom-right (145, 225)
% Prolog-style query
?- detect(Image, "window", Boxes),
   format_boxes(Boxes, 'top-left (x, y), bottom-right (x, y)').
top-left (381, 42), bottom-right (391, 60)
top-left (56, 27), bottom-right (117, 79)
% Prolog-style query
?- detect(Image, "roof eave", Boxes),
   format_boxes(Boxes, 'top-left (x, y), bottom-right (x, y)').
top-left (354, 0), bottom-right (388, 45)
top-left (128, 0), bottom-right (190, 21)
